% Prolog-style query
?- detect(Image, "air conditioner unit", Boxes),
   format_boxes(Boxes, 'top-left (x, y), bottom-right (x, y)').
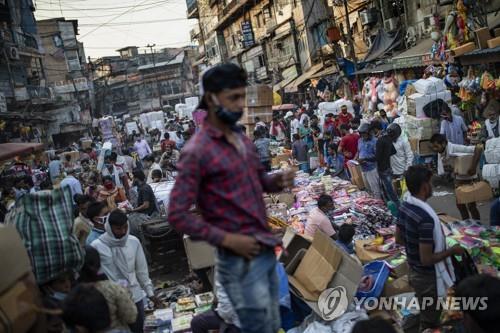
top-left (384, 18), bottom-right (398, 32)
top-left (8, 46), bottom-right (19, 60)
top-left (359, 8), bottom-right (378, 26)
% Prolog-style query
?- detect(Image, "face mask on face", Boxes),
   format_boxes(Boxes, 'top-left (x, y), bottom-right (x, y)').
top-left (52, 291), bottom-right (67, 301)
top-left (212, 95), bottom-right (243, 125)
top-left (104, 182), bottom-right (114, 190)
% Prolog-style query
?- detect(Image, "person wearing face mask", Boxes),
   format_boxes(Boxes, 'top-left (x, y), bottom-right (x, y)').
top-left (396, 166), bottom-right (464, 332)
top-left (133, 134), bottom-right (152, 160)
top-left (91, 209), bottom-right (160, 333)
top-left (128, 170), bottom-right (158, 217)
top-left (337, 105), bottom-right (353, 128)
top-left (97, 176), bottom-right (127, 209)
top-left (481, 99), bottom-right (500, 141)
top-left (168, 63), bottom-right (295, 333)
top-left (86, 201), bottom-right (110, 245)
top-left (101, 152), bottom-right (129, 192)
top-left (304, 194), bottom-right (336, 238)
top-left (440, 103), bottom-right (467, 145)
top-left (142, 154), bottom-right (161, 184)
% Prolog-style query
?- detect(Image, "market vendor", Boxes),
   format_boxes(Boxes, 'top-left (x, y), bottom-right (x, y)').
top-left (481, 99), bottom-right (500, 140)
top-left (304, 194), bottom-right (336, 238)
top-left (356, 123), bottom-right (381, 199)
top-left (159, 145), bottom-right (180, 173)
top-left (168, 63), bottom-right (295, 333)
top-left (430, 133), bottom-right (483, 220)
top-left (440, 103), bottom-right (468, 145)
top-left (396, 165), bottom-right (464, 332)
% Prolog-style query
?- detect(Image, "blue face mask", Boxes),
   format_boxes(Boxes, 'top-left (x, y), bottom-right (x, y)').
top-left (52, 291), bottom-right (67, 301)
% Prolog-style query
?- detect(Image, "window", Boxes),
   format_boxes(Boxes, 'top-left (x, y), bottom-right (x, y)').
top-left (263, 6), bottom-right (272, 22)
top-left (256, 13), bottom-right (262, 28)
top-left (313, 21), bottom-right (329, 48)
top-left (65, 50), bottom-right (81, 71)
top-left (257, 54), bottom-right (265, 68)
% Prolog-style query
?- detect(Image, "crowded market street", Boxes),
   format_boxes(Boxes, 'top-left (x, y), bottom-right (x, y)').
top-left (1, 1), bottom-right (500, 333)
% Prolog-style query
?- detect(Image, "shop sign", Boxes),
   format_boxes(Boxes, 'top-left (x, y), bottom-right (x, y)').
top-left (241, 21), bottom-right (255, 49)
top-left (53, 77), bottom-right (89, 94)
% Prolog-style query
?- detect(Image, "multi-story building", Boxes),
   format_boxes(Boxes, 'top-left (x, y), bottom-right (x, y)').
top-left (93, 46), bottom-right (197, 117)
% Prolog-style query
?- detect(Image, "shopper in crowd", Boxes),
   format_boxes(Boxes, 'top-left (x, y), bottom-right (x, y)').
top-left (168, 63), bottom-right (295, 333)
top-left (269, 114), bottom-right (286, 142)
top-left (370, 119), bottom-right (383, 138)
top-left (160, 144), bottom-right (180, 173)
top-left (389, 123), bottom-right (413, 179)
top-left (376, 123), bottom-right (399, 206)
top-left (254, 129), bottom-right (272, 171)
top-left (455, 274), bottom-right (500, 333)
top-left (133, 134), bottom-right (152, 160)
top-left (396, 165), bottom-right (464, 332)
top-left (92, 209), bottom-right (160, 333)
top-left (292, 133), bottom-right (309, 173)
top-left (86, 201), bottom-right (110, 245)
top-left (338, 123), bottom-right (359, 166)
top-left (255, 116), bottom-right (267, 132)
top-left (336, 223), bottom-right (355, 255)
top-left (378, 109), bottom-right (390, 129)
top-left (324, 143), bottom-right (345, 178)
top-left (160, 132), bottom-right (176, 153)
top-left (356, 123), bottom-right (381, 199)
top-left (97, 175), bottom-right (127, 209)
top-left (299, 118), bottom-right (313, 149)
top-left (102, 152), bottom-right (129, 191)
top-left (143, 154), bottom-right (162, 184)
top-left (290, 111), bottom-right (301, 141)
top-left (73, 194), bottom-right (95, 247)
top-left (337, 105), bottom-right (353, 128)
top-left (440, 103), bottom-right (468, 145)
top-left (120, 148), bottom-right (137, 175)
top-left (76, 246), bottom-right (139, 332)
top-left (150, 169), bottom-right (163, 183)
top-left (430, 133), bottom-right (482, 220)
top-left (48, 155), bottom-right (62, 184)
top-left (129, 170), bottom-right (158, 217)
top-left (60, 168), bottom-right (83, 201)
top-left (63, 154), bottom-right (75, 171)
top-left (304, 194), bottom-right (336, 238)
top-left (481, 99), bottom-right (500, 140)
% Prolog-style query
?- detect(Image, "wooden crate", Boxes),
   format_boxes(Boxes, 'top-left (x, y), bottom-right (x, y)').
top-left (242, 106), bottom-right (273, 124)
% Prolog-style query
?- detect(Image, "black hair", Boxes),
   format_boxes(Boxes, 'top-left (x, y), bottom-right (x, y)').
top-left (253, 130), bottom-right (261, 138)
top-left (102, 175), bottom-right (113, 183)
top-left (455, 274), bottom-right (500, 333)
top-left (164, 132), bottom-right (170, 139)
top-left (74, 194), bottom-right (94, 206)
top-left (143, 155), bottom-right (155, 163)
top-left (451, 94), bottom-right (461, 105)
top-left (62, 284), bottom-right (111, 332)
top-left (109, 152), bottom-right (117, 162)
top-left (328, 143), bottom-right (338, 152)
top-left (65, 154), bottom-right (72, 162)
top-left (293, 133), bottom-right (300, 141)
top-left (339, 123), bottom-right (350, 132)
top-left (86, 201), bottom-right (108, 221)
top-left (151, 169), bottom-right (163, 179)
top-left (317, 194), bottom-right (333, 209)
top-left (430, 133), bottom-right (447, 145)
top-left (338, 224), bottom-right (355, 244)
top-left (108, 209), bottom-right (128, 227)
top-left (202, 63), bottom-right (247, 94)
top-left (132, 169), bottom-right (146, 182)
top-left (79, 246), bottom-right (106, 283)
top-left (405, 165), bottom-right (433, 196)
top-left (352, 318), bottom-right (397, 333)
top-left (255, 116), bottom-right (261, 122)
top-left (370, 120), bottom-right (382, 131)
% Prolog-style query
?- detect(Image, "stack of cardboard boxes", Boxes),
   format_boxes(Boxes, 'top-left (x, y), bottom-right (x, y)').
top-left (242, 85), bottom-right (273, 138)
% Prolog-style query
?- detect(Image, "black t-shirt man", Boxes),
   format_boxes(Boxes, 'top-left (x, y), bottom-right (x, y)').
top-left (137, 183), bottom-right (158, 216)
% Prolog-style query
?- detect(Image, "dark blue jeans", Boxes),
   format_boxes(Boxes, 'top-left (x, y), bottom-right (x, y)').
top-left (379, 169), bottom-right (399, 206)
top-left (216, 248), bottom-right (280, 333)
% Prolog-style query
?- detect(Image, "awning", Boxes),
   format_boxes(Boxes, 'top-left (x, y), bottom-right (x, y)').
top-left (390, 39), bottom-right (449, 69)
top-left (0, 143), bottom-right (44, 162)
top-left (273, 74), bottom-right (298, 92)
top-left (310, 65), bottom-right (338, 79)
top-left (284, 63), bottom-right (325, 92)
top-left (457, 46), bottom-right (500, 65)
top-left (363, 29), bottom-right (402, 63)
top-left (353, 63), bottom-right (394, 75)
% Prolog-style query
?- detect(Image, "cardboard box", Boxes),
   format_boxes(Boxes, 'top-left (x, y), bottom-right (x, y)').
top-left (451, 42), bottom-right (476, 56)
top-left (382, 275), bottom-right (414, 297)
top-left (404, 116), bottom-right (439, 140)
top-left (242, 106), bottom-right (273, 124)
top-left (452, 154), bottom-right (474, 176)
top-left (288, 231), bottom-right (342, 301)
top-left (286, 231), bottom-right (363, 317)
top-left (495, 28), bottom-right (500, 37)
top-left (183, 235), bottom-right (216, 270)
top-left (279, 228), bottom-right (312, 268)
top-left (347, 161), bottom-right (365, 190)
top-left (245, 85), bottom-right (273, 107)
top-left (475, 27), bottom-right (492, 49)
top-left (455, 181), bottom-right (493, 204)
top-left (407, 91), bottom-right (451, 118)
top-left (0, 227), bottom-right (32, 294)
top-left (487, 36), bottom-right (500, 48)
top-left (409, 139), bottom-right (434, 156)
top-left (354, 239), bottom-right (392, 264)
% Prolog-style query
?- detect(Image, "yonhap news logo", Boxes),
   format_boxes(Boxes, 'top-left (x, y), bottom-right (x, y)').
top-left (317, 286), bottom-right (349, 320)
top-left (318, 287), bottom-right (489, 321)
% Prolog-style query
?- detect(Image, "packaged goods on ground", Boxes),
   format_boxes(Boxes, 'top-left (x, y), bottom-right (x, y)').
top-left (402, 115), bottom-right (439, 140)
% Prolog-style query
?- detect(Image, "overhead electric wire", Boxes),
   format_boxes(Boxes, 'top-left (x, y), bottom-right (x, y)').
top-left (35, 0), bottom-right (174, 11)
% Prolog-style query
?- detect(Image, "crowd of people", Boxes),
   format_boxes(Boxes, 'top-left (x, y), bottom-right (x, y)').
top-left (0, 62), bottom-right (499, 333)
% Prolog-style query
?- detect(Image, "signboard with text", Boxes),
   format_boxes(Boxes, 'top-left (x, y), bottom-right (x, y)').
top-left (241, 21), bottom-right (255, 49)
